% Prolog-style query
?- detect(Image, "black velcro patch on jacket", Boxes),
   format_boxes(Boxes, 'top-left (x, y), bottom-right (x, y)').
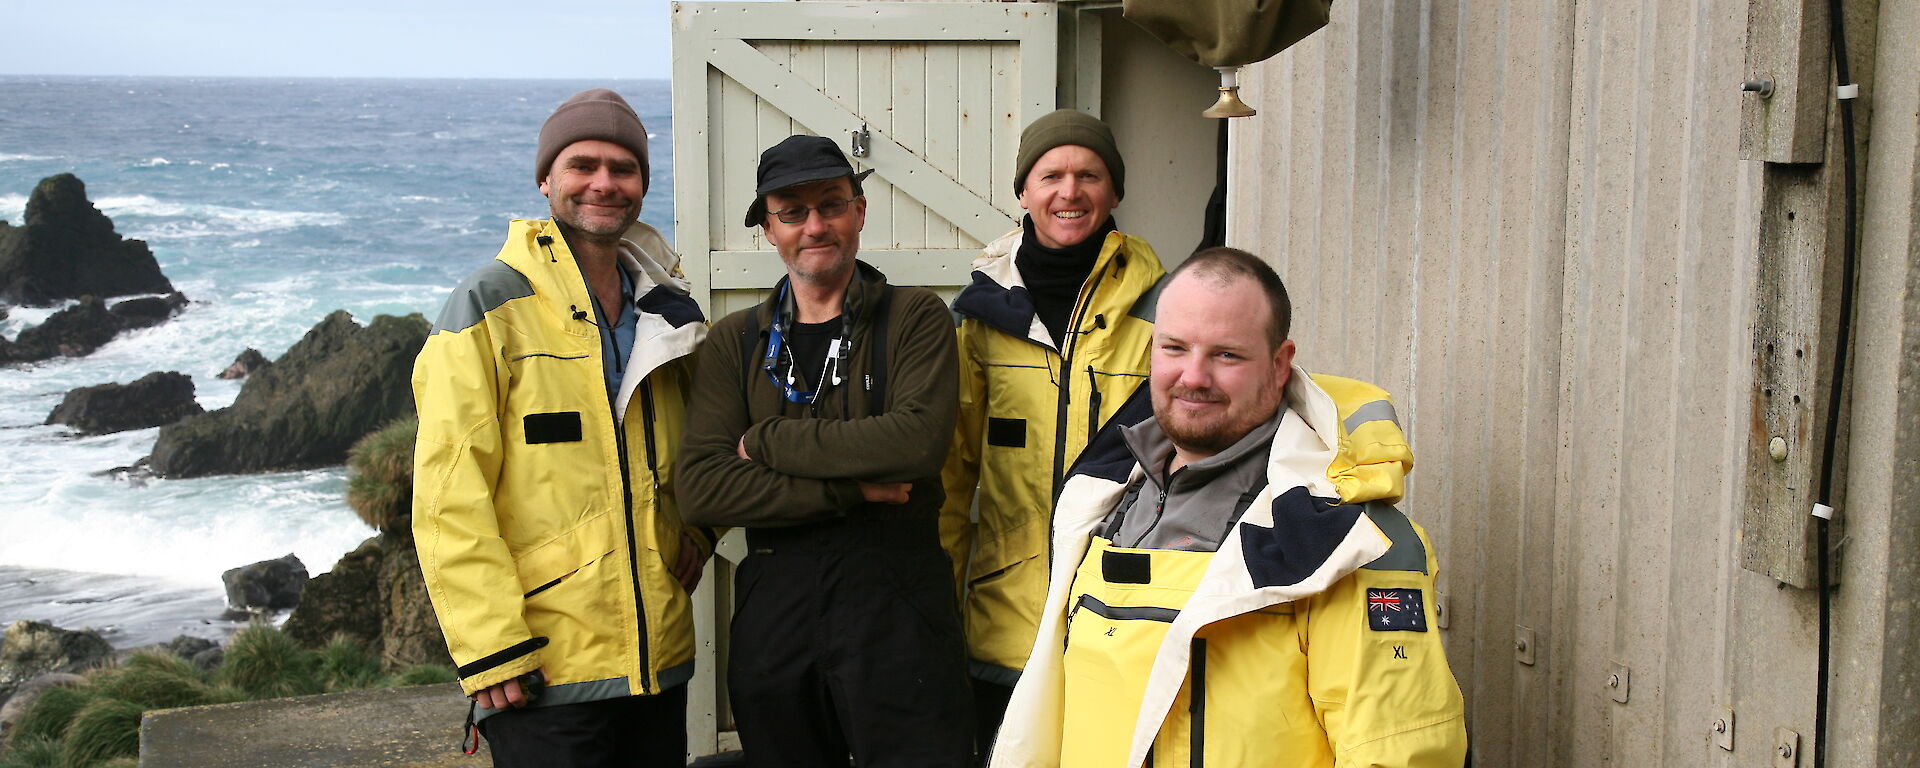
top-left (987, 417), bottom-right (1027, 448)
top-left (524, 412), bottom-right (583, 444)
top-left (1103, 550), bottom-right (1152, 584)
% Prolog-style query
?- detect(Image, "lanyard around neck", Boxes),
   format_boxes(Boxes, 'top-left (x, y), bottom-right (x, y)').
top-left (762, 281), bottom-right (851, 404)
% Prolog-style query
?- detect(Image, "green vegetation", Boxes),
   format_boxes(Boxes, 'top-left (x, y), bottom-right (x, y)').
top-left (57, 699), bottom-right (141, 768)
top-left (314, 634), bottom-right (384, 691)
top-left (390, 663), bottom-right (458, 686)
top-left (215, 623), bottom-right (323, 699)
top-left (0, 735), bottom-right (61, 768)
top-left (346, 416), bottom-right (417, 531)
top-left (0, 624), bottom-right (456, 768)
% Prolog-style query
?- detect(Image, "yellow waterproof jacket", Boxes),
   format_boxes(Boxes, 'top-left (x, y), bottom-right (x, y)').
top-left (941, 226), bottom-right (1165, 682)
top-left (991, 370), bottom-right (1466, 767)
top-left (411, 219), bottom-right (713, 709)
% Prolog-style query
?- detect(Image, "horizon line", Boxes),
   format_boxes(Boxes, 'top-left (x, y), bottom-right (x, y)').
top-left (0, 73), bottom-right (671, 83)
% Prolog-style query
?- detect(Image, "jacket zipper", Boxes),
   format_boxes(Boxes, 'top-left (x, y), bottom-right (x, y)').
top-left (596, 297), bottom-right (653, 696)
top-left (1190, 638), bottom-right (1207, 767)
top-left (1051, 267), bottom-right (1108, 503)
top-left (1086, 365), bottom-right (1102, 445)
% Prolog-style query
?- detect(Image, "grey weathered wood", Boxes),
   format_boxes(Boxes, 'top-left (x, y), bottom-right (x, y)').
top-left (1740, 0), bottom-right (1832, 162)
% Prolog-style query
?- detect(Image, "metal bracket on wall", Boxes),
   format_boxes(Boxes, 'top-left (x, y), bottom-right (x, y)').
top-left (1606, 661), bottom-right (1631, 704)
top-left (1435, 592), bottom-right (1449, 630)
top-left (1774, 728), bottom-right (1801, 768)
top-left (1514, 625), bottom-right (1535, 666)
top-left (1713, 708), bottom-right (1735, 751)
top-left (1739, 0), bottom-right (1830, 161)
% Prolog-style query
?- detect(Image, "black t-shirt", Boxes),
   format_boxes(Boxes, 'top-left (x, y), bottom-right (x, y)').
top-left (783, 317), bottom-right (840, 390)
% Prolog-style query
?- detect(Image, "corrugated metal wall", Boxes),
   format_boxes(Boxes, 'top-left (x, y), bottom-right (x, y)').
top-left (1225, 2), bottom-right (1826, 765)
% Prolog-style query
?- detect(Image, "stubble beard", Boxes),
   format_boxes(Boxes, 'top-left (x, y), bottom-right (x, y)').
top-left (1155, 384), bottom-right (1282, 459)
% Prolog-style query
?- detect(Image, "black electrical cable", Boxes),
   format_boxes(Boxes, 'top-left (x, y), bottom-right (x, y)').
top-left (1813, 0), bottom-right (1859, 766)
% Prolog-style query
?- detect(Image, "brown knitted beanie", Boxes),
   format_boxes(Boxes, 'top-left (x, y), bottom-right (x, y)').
top-left (535, 89), bottom-right (650, 190)
top-left (1013, 109), bottom-right (1125, 200)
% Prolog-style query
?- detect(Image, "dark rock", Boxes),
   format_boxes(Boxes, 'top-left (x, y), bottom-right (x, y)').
top-left (284, 532), bottom-right (450, 669)
top-left (108, 291), bottom-right (187, 330)
top-left (3, 296), bottom-right (119, 362)
top-left (284, 537), bottom-right (384, 652)
top-left (0, 672), bottom-right (85, 742)
top-left (0, 174), bottom-right (174, 306)
top-left (220, 554), bottom-right (307, 612)
top-left (46, 370), bottom-right (204, 434)
top-left (190, 646), bottom-right (223, 672)
top-left (148, 310), bottom-right (428, 478)
top-left (162, 635), bottom-right (217, 661)
top-left (216, 347), bottom-right (271, 380)
top-left (379, 529), bottom-right (450, 669)
top-left (0, 621), bottom-right (112, 702)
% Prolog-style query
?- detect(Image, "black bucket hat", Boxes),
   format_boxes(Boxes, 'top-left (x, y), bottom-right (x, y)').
top-left (744, 135), bottom-right (875, 227)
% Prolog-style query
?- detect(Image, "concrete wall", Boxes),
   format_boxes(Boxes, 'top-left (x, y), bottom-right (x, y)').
top-left (1223, 0), bottom-right (1917, 764)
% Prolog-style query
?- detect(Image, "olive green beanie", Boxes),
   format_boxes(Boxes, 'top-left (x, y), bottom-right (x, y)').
top-left (1013, 109), bottom-right (1125, 200)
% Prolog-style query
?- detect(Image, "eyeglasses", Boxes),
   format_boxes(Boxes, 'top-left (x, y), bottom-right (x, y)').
top-left (770, 198), bottom-right (855, 224)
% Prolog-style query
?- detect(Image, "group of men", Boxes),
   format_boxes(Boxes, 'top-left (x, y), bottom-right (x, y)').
top-left (411, 88), bottom-right (1469, 767)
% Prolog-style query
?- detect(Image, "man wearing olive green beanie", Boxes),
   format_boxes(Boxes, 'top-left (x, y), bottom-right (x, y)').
top-left (940, 108), bottom-right (1168, 761)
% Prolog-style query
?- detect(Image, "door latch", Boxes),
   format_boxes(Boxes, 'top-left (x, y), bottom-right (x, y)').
top-left (850, 123), bottom-right (871, 158)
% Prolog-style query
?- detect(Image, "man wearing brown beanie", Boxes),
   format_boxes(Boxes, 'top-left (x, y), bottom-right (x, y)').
top-left (413, 88), bottom-right (715, 767)
top-left (939, 108), bottom-right (1167, 758)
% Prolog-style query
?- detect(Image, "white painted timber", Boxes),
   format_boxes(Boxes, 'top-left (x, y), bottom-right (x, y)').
top-left (672, 1), bottom-right (1054, 313)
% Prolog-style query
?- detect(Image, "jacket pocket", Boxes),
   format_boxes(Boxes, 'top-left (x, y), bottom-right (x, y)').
top-left (512, 512), bottom-right (618, 598)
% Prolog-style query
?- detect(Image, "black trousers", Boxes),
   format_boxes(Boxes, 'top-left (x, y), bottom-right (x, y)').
top-left (730, 518), bottom-right (974, 768)
top-left (478, 685), bottom-right (688, 768)
top-left (971, 678), bottom-right (1014, 764)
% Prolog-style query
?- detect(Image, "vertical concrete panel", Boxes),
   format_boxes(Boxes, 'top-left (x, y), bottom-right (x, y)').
top-left (1226, 0), bottom-right (1849, 764)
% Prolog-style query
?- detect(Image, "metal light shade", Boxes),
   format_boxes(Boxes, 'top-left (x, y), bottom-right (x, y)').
top-left (1202, 66), bottom-right (1257, 119)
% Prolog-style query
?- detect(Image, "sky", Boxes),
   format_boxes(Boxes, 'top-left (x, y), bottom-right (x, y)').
top-left (0, 0), bottom-right (684, 80)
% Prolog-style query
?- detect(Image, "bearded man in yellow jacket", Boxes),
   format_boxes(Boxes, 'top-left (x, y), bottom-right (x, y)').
top-left (412, 89), bottom-right (714, 767)
top-left (990, 247), bottom-right (1467, 767)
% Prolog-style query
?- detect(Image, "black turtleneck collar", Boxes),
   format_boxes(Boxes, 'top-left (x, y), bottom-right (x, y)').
top-left (1016, 214), bottom-right (1117, 345)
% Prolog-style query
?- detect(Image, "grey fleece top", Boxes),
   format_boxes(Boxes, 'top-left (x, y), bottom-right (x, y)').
top-left (1102, 407), bottom-right (1287, 552)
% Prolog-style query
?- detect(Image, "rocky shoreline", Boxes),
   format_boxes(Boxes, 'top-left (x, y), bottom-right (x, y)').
top-left (3, 173), bottom-right (450, 705)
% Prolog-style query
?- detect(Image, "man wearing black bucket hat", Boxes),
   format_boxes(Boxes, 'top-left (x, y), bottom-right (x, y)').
top-left (678, 134), bottom-right (973, 767)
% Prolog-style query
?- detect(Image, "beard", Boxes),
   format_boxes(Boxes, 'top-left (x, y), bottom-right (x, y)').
top-left (1154, 383), bottom-right (1283, 458)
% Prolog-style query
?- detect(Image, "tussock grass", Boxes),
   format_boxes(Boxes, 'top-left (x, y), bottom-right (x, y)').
top-left (213, 623), bottom-right (322, 699)
top-left (20, 618), bottom-right (428, 764)
top-left (12, 685), bottom-right (93, 743)
top-left (346, 417), bottom-right (417, 531)
top-left (56, 697), bottom-right (141, 768)
top-left (0, 734), bottom-right (62, 768)
top-left (315, 634), bottom-right (384, 691)
top-left (89, 663), bottom-right (214, 711)
top-left (387, 664), bottom-right (456, 686)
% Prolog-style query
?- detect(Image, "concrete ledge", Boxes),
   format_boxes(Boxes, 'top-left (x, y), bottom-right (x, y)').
top-left (140, 683), bottom-right (488, 768)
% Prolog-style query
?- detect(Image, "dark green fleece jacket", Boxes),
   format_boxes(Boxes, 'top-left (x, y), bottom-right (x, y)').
top-left (677, 261), bottom-right (959, 528)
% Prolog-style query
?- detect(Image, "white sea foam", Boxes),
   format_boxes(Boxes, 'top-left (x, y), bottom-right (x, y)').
top-left (135, 157), bottom-right (171, 167)
top-left (0, 153), bottom-right (56, 163)
top-left (1, 301), bottom-right (76, 341)
top-left (0, 193), bottom-right (26, 222)
top-left (93, 195), bottom-right (347, 237)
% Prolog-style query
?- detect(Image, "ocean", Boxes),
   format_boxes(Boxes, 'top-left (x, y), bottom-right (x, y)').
top-left (0, 76), bottom-right (674, 648)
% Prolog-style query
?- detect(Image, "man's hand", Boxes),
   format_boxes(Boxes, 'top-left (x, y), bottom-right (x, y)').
top-left (472, 676), bottom-right (530, 710)
top-left (858, 481), bottom-right (912, 504)
top-left (673, 531), bottom-right (707, 592)
top-left (736, 436), bottom-right (752, 461)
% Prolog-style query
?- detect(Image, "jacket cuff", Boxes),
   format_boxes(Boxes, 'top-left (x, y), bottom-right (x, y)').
top-left (456, 637), bottom-right (548, 692)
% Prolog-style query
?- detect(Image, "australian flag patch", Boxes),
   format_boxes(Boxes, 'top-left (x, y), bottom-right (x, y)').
top-left (1366, 588), bottom-right (1427, 632)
